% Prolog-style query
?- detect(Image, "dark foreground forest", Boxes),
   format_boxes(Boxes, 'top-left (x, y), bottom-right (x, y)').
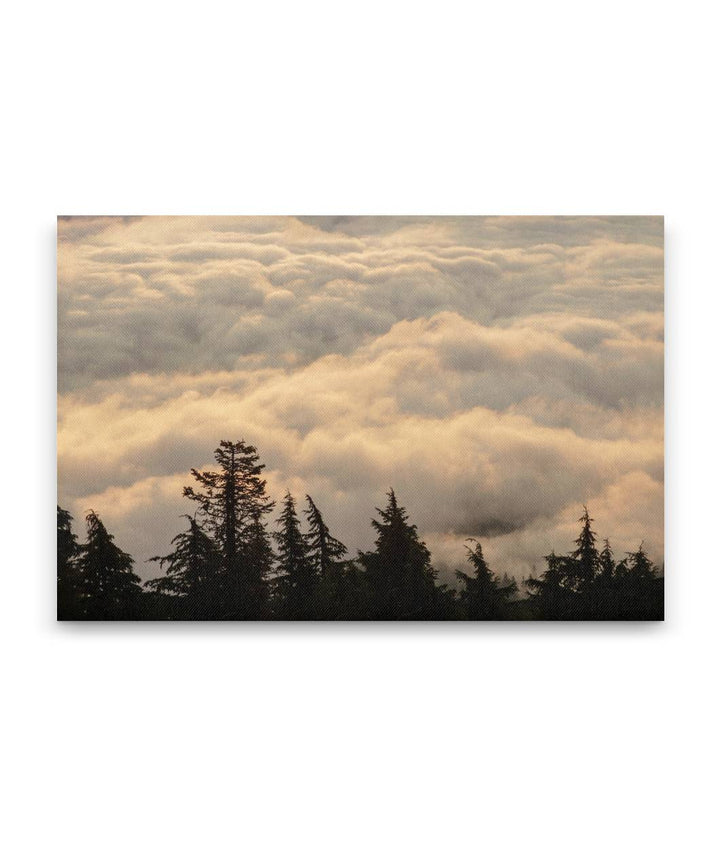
top-left (57, 440), bottom-right (664, 621)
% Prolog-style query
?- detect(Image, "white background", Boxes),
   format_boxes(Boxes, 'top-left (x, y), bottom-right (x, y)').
top-left (2, 2), bottom-right (718, 854)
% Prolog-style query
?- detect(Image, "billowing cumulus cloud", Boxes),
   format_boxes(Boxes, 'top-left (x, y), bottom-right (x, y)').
top-left (57, 216), bottom-right (664, 585)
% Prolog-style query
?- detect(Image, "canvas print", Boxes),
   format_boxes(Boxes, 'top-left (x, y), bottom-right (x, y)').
top-left (57, 216), bottom-right (664, 621)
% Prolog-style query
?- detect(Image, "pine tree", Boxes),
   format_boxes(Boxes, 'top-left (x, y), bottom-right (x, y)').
top-left (625, 543), bottom-right (658, 582)
top-left (599, 538), bottom-right (615, 581)
top-left (273, 492), bottom-right (315, 619)
top-left (359, 489), bottom-right (438, 619)
top-left (145, 515), bottom-right (221, 617)
top-left (304, 495), bottom-right (349, 618)
top-left (592, 538), bottom-right (618, 619)
top-left (614, 557), bottom-right (629, 580)
top-left (570, 506), bottom-right (599, 592)
top-left (525, 551), bottom-right (575, 619)
top-left (456, 540), bottom-right (517, 620)
top-left (304, 495), bottom-right (347, 579)
top-left (183, 440), bottom-right (274, 617)
top-left (456, 538), bottom-right (517, 621)
top-left (77, 510), bottom-right (143, 619)
top-left (619, 543), bottom-right (662, 620)
top-left (242, 510), bottom-right (275, 618)
top-left (57, 505), bottom-right (82, 619)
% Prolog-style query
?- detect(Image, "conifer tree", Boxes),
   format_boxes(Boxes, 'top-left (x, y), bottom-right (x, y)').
top-left (359, 489), bottom-right (438, 619)
top-left (242, 510), bottom-right (275, 618)
top-left (304, 495), bottom-right (347, 579)
top-left (570, 506), bottom-right (600, 592)
top-left (183, 440), bottom-right (274, 617)
top-left (614, 557), bottom-right (629, 580)
top-left (145, 515), bottom-right (221, 616)
top-left (273, 492), bottom-right (315, 619)
top-left (599, 538), bottom-right (615, 581)
top-left (625, 543), bottom-right (658, 582)
top-left (77, 510), bottom-right (142, 619)
top-left (525, 551), bottom-right (575, 619)
top-left (592, 538), bottom-right (618, 619)
top-left (456, 540), bottom-right (517, 620)
top-left (304, 495), bottom-right (349, 618)
top-left (57, 505), bottom-right (82, 619)
top-left (619, 543), bottom-right (662, 620)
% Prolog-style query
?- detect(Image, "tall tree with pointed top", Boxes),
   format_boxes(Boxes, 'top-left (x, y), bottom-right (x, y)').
top-left (304, 495), bottom-right (350, 618)
top-left (147, 515), bottom-right (221, 596)
top-left (625, 543), bottom-right (658, 583)
top-left (456, 540), bottom-right (517, 620)
top-left (77, 510), bottom-right (143, 619)
top-left (619, 542), bottom-right (663, 619)
top-left (183, 440), bottom-right (274, 617)
top-left (359, 489), bottom-right (438, 619)
top-left (273, 492), bottom-right (315, 619)
top-left (569, 506), bottom-right (600, 593)
top-left (592, 537), bottom-right (619, 618)
top-left (145, 515), bottom-right (222, 617)
top-left (242, 509), bottom-right (275, 618)
top-left (304, 495), bottom-right (347, 580)
top-left (599, 538), bottom-right (615, 581)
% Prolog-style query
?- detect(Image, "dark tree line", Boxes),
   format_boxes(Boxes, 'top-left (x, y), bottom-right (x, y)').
top-left (524, 508), bottom-right (664, 620)
top-left (57, 440), bottom-right (664, 621)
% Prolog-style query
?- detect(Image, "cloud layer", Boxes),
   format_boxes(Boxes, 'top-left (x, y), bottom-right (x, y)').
top-left (58, 216), bottom-right (664, 583)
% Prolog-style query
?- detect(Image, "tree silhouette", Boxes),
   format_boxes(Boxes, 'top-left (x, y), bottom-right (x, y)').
top-left (525, 551), bottom-right (576, 619)
top-left (241, 509), bottom-right (275, 618)
top-left (145, 515), bottom-right (222, 618)
top-left (589, 537), bottom-right (619, 617)
top-left (619, 543), bottom-right (663, 619)
top-left (183, 440), bottom-right (274, 618)
top-left (568, 506), bottom-right (599, 594)
top-left (359, 489), bottom-right (439, 619)
top-left (599, 539), bottom-right (615, 581)
top-left (57, 505), bottom-right (82, 619)
top-left (303, 495), bottom-right (353, 618)
top-left (456, 540), bottom-right (517, 620)
top-left (626, 543), bottom-right (657, 582)
top-left (147, 515), bottom-right (220, 595)
top-left (273, 492), bottom-right (316, 619)
top-left (55, 439), bottom-right (664, 621)
top-left (305, 495), bottom-right (347, 579)
top-left (77, 510), bottom-right (143, 620)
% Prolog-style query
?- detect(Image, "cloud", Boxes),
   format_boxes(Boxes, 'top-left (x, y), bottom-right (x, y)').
top-left (57, 215), bottom-right (663, 389)
top-left (57, 216), bottom-right (663, 582)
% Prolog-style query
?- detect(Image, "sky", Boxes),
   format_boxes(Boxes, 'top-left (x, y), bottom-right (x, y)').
top-left (57, 215), bottom-right (664, 584)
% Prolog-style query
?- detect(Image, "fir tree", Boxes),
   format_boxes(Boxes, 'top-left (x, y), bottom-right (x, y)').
top-left (147, 516), bottom-right (220, 595)
top-left (242, 509), bottom-right (275, 618)
top-left (304, 495), bottom-right (347, 579)
top-left (57, 505), bottom-right (82, 619)
top-left (77, 510), bottom-right (142, 619)
top-left (618, 543), bottom-right (662, 620)
top-left (456, 540), bottom-right (517, 620)
top-left (570, 506), bottom-right (599, 592)
top-left (273, 492), bottom-right (315, 619)
top-left (593, 538), bottom-right (619, 619)
top-left (599, 538), bottom-right (615, 581)
top-left (525, 551), bottom-right (575, 619)
top-left (304, 495), bottom-right (349, 618)
top-left (359, 489), bottom-right (438, 619)
top-left (183, 440), bottom-right (274, 617)
top-left (625, 543), bottom-right (658, 583)
top-left (145, 515), bottom-right (221, 617)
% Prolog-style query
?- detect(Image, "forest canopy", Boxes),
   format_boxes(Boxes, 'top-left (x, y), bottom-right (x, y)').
top-left (57, 440), bottom-right (663, 621)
